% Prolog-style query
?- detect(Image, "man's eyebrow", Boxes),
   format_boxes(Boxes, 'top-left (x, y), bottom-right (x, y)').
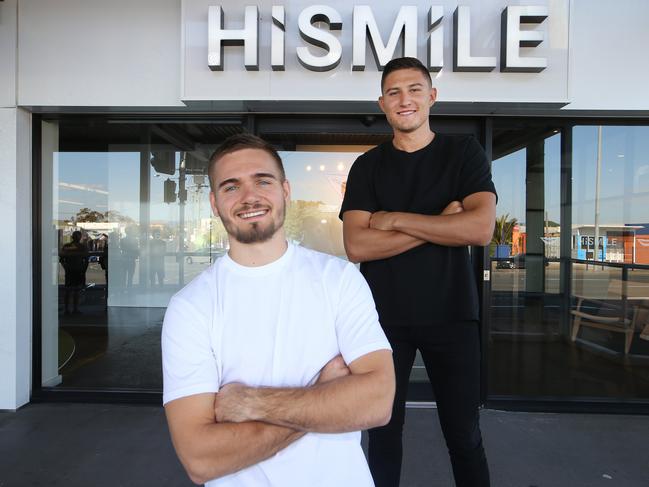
top-left (386, 82), bottom-right (425, 92)
top-left (217, 173), bottom-right (278, 189)
top-left (254, 172), bottom-right (278, 180)
top-left (217, 177), bottom-right (239, 189)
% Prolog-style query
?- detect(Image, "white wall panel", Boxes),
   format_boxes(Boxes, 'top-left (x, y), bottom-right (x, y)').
top-left (18, 0), bottom-right (183, 107)
top-left (566, 0), bottom-right (649, 111)
top-left (12, 0), bottom-right (649, 111)
top-left (0, 107), bottom-right (31, 410)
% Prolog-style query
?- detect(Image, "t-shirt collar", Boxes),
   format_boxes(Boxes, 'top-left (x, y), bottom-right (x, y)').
top-left (389, 134), bottom-right (437, 155)
top-left (221, 241), bottom-right (294, 276)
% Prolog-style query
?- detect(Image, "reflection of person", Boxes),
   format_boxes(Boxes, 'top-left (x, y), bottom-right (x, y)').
top-left (149, 230), bottom-right (166, 287)
top-left (162, 134), bottom-right (395, 486)
top-left (59, 230), bottom-right (89, 315)
top-left (340, 57), bottom-right (497, 487)
top-left (98, 233), bottom-right (109, 283)
top-left (120, 226), bottom-right (139, 288)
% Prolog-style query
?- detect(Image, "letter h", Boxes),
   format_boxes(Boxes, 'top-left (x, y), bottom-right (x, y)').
top-left (208, 6), bottom-right (259, 71)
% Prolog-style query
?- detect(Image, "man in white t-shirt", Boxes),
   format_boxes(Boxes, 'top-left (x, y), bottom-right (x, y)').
top-left (162, 134), bottom-right (395, 486)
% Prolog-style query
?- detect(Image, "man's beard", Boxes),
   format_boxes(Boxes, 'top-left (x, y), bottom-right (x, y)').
top-left (221, 203), bottom-right (286, 244)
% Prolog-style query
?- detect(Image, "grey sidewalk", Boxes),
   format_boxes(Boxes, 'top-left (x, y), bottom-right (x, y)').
top-left (0, 403), bottom-right (647, 486)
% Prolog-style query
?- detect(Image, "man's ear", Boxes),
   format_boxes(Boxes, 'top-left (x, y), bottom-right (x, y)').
top-left (209, 191), bottom-right (220, 218)
top-left (378, 95), bottom-right (386, 114)
top-left (429, 87), bottom-right (437, 106)
top-left (282, 179), bottom-right (291, 203)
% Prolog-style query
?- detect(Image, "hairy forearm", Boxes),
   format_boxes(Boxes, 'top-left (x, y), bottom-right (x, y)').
top-left (237, 372), bottom-right (394, 434)
top-left (178, 421), bottom-right (303, 484)
top-left (391, 210), bottom-right (493, 247)
top-left (344, 226), bottom-right (425, 263)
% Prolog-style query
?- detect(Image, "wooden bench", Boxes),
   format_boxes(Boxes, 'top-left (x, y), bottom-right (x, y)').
top-left (571, 279), bottom-right (649, 354)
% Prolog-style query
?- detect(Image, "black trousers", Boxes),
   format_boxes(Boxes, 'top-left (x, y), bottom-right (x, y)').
top-left (368, 322), bottom-right (490, 487)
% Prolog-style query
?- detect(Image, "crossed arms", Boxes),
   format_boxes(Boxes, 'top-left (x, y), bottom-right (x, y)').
top-left (342, 191), bottom-right (497, 263)
top-left (165, 350), bottom-right (394, 485)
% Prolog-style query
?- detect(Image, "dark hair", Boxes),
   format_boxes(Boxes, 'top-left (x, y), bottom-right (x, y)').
top-left (72, 230), bottom-right (82, 241)
top-left (381, 57), bottom-right (432, 92)
top-left (208, 134), bottom-right (285, 192)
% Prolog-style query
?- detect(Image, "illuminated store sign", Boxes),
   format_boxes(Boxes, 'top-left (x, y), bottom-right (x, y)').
top-left (207, 5), bottom-right (548, 72)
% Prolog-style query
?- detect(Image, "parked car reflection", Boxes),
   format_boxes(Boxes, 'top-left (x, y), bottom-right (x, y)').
top-left (495, 254), bottom-right (552, 269)
top-left (184, 246), bottom-right (227, 265)
top-left (496, 254), bottom-right (526, 269)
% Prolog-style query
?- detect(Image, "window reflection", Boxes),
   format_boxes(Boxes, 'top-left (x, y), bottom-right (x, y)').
top-left (570, 126), bottom-right (649, 366)
top-left (42, 122), bottom-right (361, 391)
top-left (489, 123), bottom-right (649, 400)
top-left (43, 120), bottom-right (649, 403)
top-left (489, 130), bottom-right (561, 347)
top-left (281, 151), bottom-right (357, 258)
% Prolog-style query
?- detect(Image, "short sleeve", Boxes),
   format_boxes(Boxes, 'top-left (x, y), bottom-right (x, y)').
top-left (334, 263), bottom-right (391, 365)
top-left (457, 137), bottom-right (498, 202)
top-left (161, 296), bottom-right (220, 405)
top-left (339, 153), bottom-right (379, 220)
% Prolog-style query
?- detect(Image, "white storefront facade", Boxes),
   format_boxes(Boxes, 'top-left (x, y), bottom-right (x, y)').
top-left (1, 0), bottom-right (648, 411)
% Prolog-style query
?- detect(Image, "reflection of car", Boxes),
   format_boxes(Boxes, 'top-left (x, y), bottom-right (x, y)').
top-left (495, 254), bottom-right (551, 269)
top-left (496, 254), bottom-right (526, 269)
top-left (185, 247), bottom-right (226, 265)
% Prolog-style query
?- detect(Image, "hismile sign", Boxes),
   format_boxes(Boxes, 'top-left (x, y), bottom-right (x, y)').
top-left (208, 5), bottom-right (548, 73)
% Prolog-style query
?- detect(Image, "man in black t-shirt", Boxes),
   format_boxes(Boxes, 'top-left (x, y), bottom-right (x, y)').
top-left (340, 57), bottom-right (497, 487)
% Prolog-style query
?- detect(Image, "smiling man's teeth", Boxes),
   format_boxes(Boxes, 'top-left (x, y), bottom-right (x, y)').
top-left (240, 210), bottom-right (266, 219)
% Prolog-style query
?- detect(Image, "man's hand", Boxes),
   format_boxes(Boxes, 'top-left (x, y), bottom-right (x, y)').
top-left (369, 211), bottom-right (395, 231)
top-left (214, 383), bottom-right (257, 423)
top-left (441, 200), bottom-right (464, 215)
top-left (316, 355), bottom-right (351, 384)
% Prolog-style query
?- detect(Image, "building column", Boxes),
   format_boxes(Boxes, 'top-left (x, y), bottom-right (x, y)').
top-left (0, 0), bottom-right (32, 411)
top-left (0, 107), bottom-right (32, 410)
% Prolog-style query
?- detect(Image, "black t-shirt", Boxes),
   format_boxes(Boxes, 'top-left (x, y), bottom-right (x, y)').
top-left (339, 134), bottom-right (497, 327)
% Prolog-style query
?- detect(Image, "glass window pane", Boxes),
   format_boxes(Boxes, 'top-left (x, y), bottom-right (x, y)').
top-left (488, 123), bottom-right (649, 400)
top-left (41, 121), bottom-right (243, 391)
top-left (569, 126), bottom-right (649, 398)
top-left (488, 124), bottom-right (565, 397)
top-left (40, 121), bottom-right (384, 393)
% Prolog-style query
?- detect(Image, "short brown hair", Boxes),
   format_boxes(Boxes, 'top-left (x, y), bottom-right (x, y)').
top-left (381, 57), bottom-right (432, 92)
top-left (208, 134), bottom-right (286, 192)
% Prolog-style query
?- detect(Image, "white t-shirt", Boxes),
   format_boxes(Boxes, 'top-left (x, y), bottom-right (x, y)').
top-left (162, 243), bottom-right (391, 486)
